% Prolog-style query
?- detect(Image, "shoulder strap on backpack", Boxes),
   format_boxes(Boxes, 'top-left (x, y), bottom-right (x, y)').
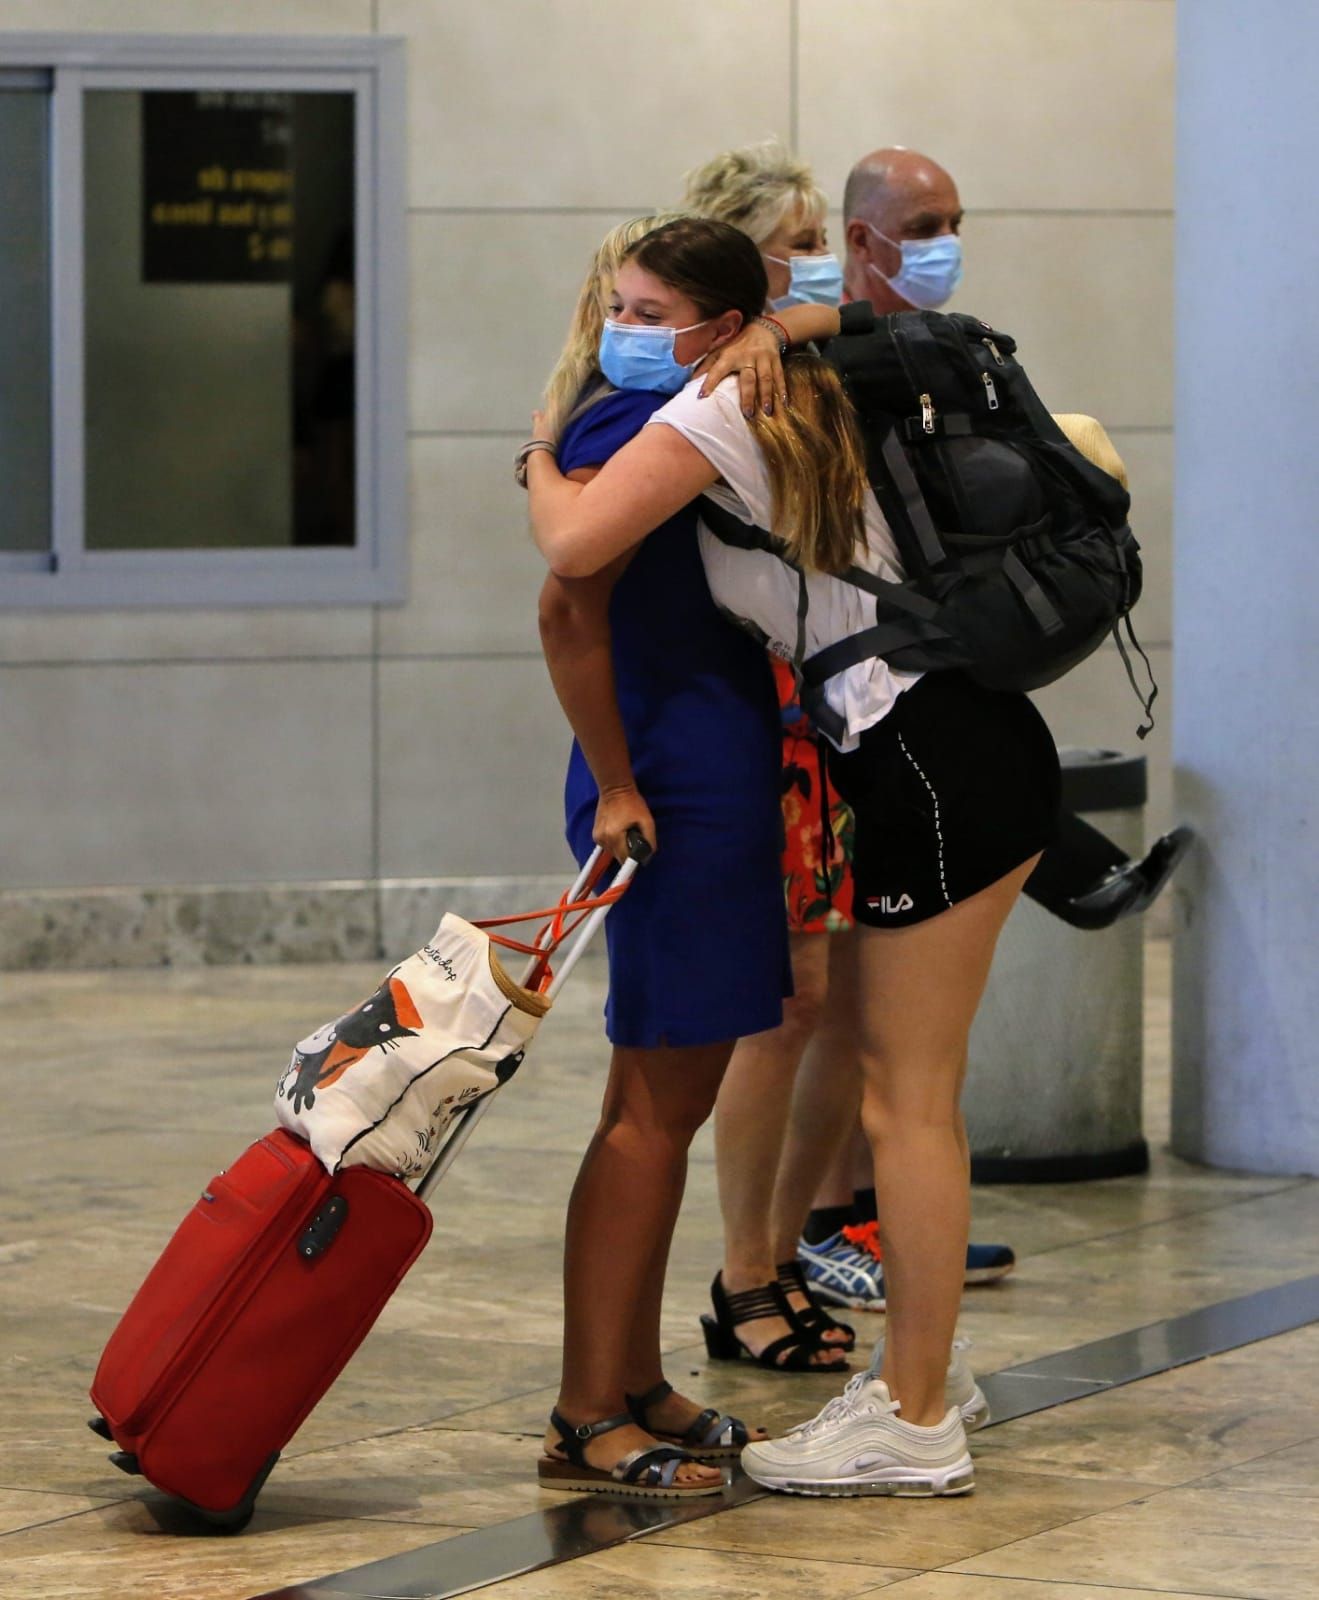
top-left (696, 494), bottom-right (793, 560)
top-left (697, 493), bottom-right (957, 718)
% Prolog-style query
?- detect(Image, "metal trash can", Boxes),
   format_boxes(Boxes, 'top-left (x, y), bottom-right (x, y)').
top-left (964, 747), bottom-right (1149, 1182)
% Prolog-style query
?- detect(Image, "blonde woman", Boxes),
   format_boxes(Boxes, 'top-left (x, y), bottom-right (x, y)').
top-left (530, 216), bottom-right (789, 1500)
top-left (681, 142), bottom-right (872, 1365)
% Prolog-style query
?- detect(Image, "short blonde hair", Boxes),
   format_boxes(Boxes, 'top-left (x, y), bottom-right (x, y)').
top-left (540, 211), bottom-right (686, 440)
top-left (682, 139), bottom-right (827, 247)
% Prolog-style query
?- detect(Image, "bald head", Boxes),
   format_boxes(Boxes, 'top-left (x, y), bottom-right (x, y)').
top-left (842, 146), bottom-right (963, 311)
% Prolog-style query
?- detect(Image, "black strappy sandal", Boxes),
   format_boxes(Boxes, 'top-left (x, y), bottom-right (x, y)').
top-left (625, 1379), bottom-right (756, 1463)
top-left (700, 1272), bottom-right (850, 1372)
top-left (777, 1258), bottom-right (857, 1352)
top-left (537, 1408), bottom-right (723, 1499)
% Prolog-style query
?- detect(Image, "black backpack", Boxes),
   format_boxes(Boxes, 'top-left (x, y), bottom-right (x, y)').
top-left (701, 308), bottom-right (1156, 739)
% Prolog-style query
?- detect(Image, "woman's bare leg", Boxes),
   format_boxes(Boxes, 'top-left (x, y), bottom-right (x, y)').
top-left (547, 1040), bottom-right (731, 1486)
top-left (713, 935), bottom-right (845, 1364)
top-left (857, 856), bottom-right (1040, 1426)
top-left (769, 930), bottom-right (864, 1264)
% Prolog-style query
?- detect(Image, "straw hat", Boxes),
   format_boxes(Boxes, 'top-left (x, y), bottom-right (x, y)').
top-left (1051, 413), bottom-right (1129, 490)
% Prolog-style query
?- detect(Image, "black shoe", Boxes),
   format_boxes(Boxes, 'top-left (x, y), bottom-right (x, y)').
top-left (1060, 825), bottom-right (1195, 931)
top-left (775, 1259), bottom-right (856, 1350)
top-left (700, 1273), bottom-right (849, 1372)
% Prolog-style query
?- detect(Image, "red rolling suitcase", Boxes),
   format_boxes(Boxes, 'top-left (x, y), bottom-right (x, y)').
top-left (88, 841), bottom-right (645, 1530)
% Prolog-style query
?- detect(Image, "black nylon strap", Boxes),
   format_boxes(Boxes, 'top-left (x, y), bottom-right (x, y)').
top-left (838, 561), bottom-right (945, 623)
top-left (902, 412), bottom-right (974, 441)
top-left (1002, 547), bottom-right (1065, 636)
top-left (801, 620), bottom-right (938, 687)
top-left (794, 568), bottom-right (809, 675)
top-left (878, 429), bottom-right (946, 567)
top-left (696, 494), bottom-right (792, 558)
top-left (1113, 614), bottom-right (1159, 740)
top-left (799, 683), bottom-right (847, 746)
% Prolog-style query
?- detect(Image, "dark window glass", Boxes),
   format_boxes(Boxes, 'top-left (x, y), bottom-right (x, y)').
top-left (83, 89), bottom-right (355, 551)
top-left (0, 84), bottom-right (52, 555)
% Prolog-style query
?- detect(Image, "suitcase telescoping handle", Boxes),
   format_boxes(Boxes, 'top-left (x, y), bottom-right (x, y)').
top-left (414, 831), bottom-right (650, 1202)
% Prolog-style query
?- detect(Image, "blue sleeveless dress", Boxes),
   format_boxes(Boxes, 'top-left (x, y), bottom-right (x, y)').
top-left (560, 389), bottom-right (790, 1048)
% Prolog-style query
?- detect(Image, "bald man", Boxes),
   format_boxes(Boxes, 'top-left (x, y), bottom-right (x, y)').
top-left (841, 147), bottom-right (965, 313)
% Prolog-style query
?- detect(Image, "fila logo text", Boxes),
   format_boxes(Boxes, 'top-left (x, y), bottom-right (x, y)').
top-left (867, 893), bottom-right (915, 914)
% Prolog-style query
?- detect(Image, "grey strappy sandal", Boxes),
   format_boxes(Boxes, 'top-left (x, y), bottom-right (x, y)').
top-left (537, 1408), bottom-right (724, 1499)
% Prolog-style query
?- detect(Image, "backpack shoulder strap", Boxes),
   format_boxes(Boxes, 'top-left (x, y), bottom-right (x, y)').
top-left (696, 494), bottom-right (793, 560)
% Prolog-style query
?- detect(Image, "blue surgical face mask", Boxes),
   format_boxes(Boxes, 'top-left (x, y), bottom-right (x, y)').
top-left (764, 250), bottom-right (844, 310)
top-left (865, 224), bottom-right (963, 310)
top-left (598, 317), bottom-right (709, 395)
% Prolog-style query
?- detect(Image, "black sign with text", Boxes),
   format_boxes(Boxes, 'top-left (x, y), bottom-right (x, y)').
top-left (142, 91), bottom-right (294, 284)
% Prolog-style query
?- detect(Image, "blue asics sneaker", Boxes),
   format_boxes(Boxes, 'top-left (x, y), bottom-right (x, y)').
top-left (964, 1242), bottom-right (1015, 1284)
top-left (797, 1226), bottom-right (886, 1311)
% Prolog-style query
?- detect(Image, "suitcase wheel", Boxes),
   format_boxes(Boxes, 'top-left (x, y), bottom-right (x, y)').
top-left (87, 1415), bottom-right (113, 1441)
top-left (109, 1450), bottom-right (142, 1476)
top-left (202, 1502), bottom-right (255, 1535)
top-left (144, 1451), bottom-right (278, 1536)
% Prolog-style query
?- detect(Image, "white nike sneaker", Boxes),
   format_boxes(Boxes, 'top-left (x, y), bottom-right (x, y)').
top-left (740, 1374), bottom-right (974, 1497)
top-left (867, 1335), bottom-right (990, 1432)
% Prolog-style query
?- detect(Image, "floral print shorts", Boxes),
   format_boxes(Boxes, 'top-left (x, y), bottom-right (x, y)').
top-left (773, 658), bottom-right (856, 934)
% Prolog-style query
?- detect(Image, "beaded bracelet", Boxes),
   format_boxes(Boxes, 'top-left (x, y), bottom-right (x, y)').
top-left (755, 314), bottom-right (791, 352)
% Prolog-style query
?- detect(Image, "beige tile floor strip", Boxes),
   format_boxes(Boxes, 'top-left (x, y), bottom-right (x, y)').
top-left (245, 1274), bottom-right (1319, 1599)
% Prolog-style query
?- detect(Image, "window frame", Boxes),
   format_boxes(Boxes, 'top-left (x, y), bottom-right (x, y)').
top-left (0, 33), bottom-right (407, 608)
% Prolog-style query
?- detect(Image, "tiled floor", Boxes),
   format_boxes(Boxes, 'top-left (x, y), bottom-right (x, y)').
top-left (3, 941), bottom-right (1318, 1599)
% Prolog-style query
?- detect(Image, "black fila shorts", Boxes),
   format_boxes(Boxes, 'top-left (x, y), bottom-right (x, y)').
top-left (828, 671), bottom-right (1061, 929)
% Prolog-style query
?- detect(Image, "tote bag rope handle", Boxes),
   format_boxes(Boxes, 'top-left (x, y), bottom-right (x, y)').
top-left (474, 827), bottom-right (652, 993)
top-left (414, 833), bottom-right (649, 1200)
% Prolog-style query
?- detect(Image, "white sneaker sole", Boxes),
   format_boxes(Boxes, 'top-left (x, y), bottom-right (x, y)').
top-left (745, 1456), bottom-right (975, 1498)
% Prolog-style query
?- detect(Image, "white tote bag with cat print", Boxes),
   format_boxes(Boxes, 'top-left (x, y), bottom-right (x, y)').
top-left (274, 913), bottom-right (551, 1176)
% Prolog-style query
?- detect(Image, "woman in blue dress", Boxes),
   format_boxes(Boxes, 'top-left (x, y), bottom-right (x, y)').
top-left (527, 218), bottom-right (825, 1500)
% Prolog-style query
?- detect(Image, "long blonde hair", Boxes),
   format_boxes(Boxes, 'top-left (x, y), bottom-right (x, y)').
top-left (541, 211), bottom-right (685, 440)
top-left (750, 355), bottom-right (869, 576)
top-left (627, 218), bottom-right (867, 577)
top-left (682, 138), bottom-right (827, 248)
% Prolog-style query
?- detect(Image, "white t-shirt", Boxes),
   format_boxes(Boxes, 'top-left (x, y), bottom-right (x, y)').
top-left (650, 375), bottom-right (922, 752)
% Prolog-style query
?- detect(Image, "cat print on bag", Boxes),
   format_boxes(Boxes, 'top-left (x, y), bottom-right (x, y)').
top-left (278, 974), bottom-right (424, 1114)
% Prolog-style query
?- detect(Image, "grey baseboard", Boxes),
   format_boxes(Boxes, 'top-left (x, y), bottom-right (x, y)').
top-left (0, 876), bottom-right (571, 971)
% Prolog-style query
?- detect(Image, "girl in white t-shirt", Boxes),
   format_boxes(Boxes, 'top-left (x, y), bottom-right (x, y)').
top-left (527, 217), bottom-right (1060, 1498)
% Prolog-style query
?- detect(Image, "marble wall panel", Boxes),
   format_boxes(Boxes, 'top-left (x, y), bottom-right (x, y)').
top-left (410, 209), bottom-right (641, 434)
top-left (377, 436), bottom-right (544, 658)
top-left (376, 654), bottom-right (575, 879)
top-left (380, 0), bottom-right (791, 210)
top-left (0, 660), bottom-right (374, 888)
top-left (0, 0), bottom-right (372, 29)
top-left (798, 0), bottom-right (1174, 212)
top-left (955, 213), bottom-right (1174, 428)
